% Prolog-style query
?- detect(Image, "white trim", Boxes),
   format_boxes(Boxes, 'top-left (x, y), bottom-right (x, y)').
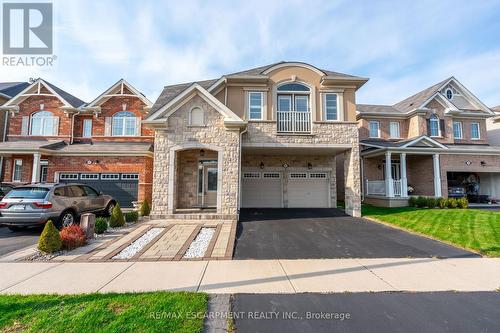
top-left (389, 121), bottom-right (400, 139)
top-left (453, 121), bottom-right (463, 139)
top-left (322, 92), bottom-right (342, 121)
top-left (85, 79), bottom-right (152, 107)
top-left (82, 118), bottom-right (92, 138)
top-left (189, 106), bottom-right (205, 126)
top-left (261, 62), bottom-right (326, 76)
top-left (470, 122), bottom-right (481, 140)
top-left (429, 114), bottom-right (441, 137)
top-left (247, 91), bottom-right (265, 120)
top-left (3, 79), bottom-right (74, 108)
top-left (146, 83), bottom-right (245, 126)
top-left (12, 159), bottom-right (23, 182)
top-left (400, 136), bottom-right (449, 149)
top-left (369, 121), bottom-right (380, 138)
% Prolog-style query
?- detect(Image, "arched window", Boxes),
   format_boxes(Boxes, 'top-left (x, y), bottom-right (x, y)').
top-left (276, 82), bottom-right (310, 113)
top-left (30, 111), bottom-right (58, 136)
top-left (190, 107), bottom-right (204, 126)
top-left (112, 111), bottom-right (138, 136)
top-left (429, 114), bottom-right (440, 137)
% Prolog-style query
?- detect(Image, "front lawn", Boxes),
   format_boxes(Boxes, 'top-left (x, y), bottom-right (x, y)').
top-left (362, 205), bottom-right (500, 257)
top-left (0, 292), bottom-right (207, 333)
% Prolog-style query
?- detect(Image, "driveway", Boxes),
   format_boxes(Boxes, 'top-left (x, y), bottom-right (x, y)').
top-left (0, 226), bottom-right (41, 257)
top-left (234, 209), bottom-right (477, 259)
top-left (232, 292), bottom-right (500, 333)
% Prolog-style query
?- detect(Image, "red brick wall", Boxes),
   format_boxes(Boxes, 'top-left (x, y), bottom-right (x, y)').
top-left (3, 155), bottom-right (35, 183)
top-left (8, 96), bottom-right (71, 140)
top-left (359, 118), bottom-right (409, 141)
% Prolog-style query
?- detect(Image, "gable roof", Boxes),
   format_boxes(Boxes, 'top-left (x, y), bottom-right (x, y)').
top-left (150, 61), bottom-right (368, 116)
top-left (85, 79), bottom-right (152, 108)
top-left (358, 76), bottom-right (492, 116)
top-left (2, 79), bottom-right (85, 108)
top-left (361, 135), bottom-right (448, 150)
top-left (146, 83), bottom-right (245, 127)
top-left (0, 82), bottom-right (30, 99)
top-left (492, 105), bottom-right (500, 113)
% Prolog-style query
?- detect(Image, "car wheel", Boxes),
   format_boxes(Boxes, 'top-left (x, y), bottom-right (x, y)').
top-left (59, 210), bottom-right (76, 228)
top-left (105, 202), bottom-right (115, 217)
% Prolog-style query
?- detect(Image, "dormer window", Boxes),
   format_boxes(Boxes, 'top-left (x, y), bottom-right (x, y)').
top-left (429, 114), bottom-right (441, 137)
top-left (189, 107), bottom-right (204, 126)
top-left (445, 88), bottom-right (453, 100)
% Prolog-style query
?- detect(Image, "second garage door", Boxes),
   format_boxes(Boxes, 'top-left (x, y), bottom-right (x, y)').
top-left (287, 172), bottom-right (330, 208)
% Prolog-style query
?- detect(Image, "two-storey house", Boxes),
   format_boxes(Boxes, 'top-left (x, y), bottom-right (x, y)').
top-left (0, 79), bottom-right (154, 208)
top-left (144, 62), bottom-right (368, 219)
top-left (357, 77), bottom-right (500, 206)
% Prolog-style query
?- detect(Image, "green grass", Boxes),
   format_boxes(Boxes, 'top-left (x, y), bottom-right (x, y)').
top-left (362, 205), bottom-right (500, 257)
top-left (0, 292), bottom-right (207, 333)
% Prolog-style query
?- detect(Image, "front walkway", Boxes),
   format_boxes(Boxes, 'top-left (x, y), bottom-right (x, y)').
top-left (0, 258), bottom-right (498, 294)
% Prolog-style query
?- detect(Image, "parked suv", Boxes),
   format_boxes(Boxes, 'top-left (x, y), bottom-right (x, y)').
top-left (0, 183), bottom-right (116, 231)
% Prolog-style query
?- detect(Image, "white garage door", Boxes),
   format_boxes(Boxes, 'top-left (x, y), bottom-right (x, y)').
top-left (242, 172), bottom-right (282, 208)
top-left (288, 172), bottom-right (330, 208)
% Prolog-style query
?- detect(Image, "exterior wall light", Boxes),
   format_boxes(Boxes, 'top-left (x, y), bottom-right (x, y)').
top-left (260, 162), bottom-right (265, 169)
top-left (307, 163), bottom-right (313, 170)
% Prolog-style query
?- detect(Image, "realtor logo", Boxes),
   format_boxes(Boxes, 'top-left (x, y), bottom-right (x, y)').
top-left (2, 2), bottom-right (53, 54)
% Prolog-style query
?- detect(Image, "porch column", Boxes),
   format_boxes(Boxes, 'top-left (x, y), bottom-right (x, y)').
top-left (31, 153), bottom-right (41, 183)
top-left (433, 153), bottom-right (442, 197)
top-left (385, 151), bottom-right (394, 197)
top-left (400, 153), bottom-right (408, 198)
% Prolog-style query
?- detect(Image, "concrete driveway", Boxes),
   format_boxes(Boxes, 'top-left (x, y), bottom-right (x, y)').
top-left (234, 209), bottom-right (477, 259)
top-left (0, 226), bottom-right (41, 257)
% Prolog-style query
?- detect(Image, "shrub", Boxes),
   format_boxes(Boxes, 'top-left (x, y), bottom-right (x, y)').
top-left (447, 198), bottom-right (458, 209)
top-left (426, 197), bottom-right (437, 209)
top-left (125, 211), bottom-right (139, 223)
top-left (60, 225), bottom-right (86, 250)
top-left (95, 217), bottom-right (108, 234)
top-left (140, 200), bottom-right (151, 216)
top-left (438, 197), bottom-right (447, 209)
top-left (109, 203), bottom-right (125, 227)
top-left (416, 196), bottom-right (427, 208)
top-left (38, 220), bottom-right (62, 253)
top-left (457, 197), bottom-right (468, 209)
top-left (408, 196), bottom-right (417, 207)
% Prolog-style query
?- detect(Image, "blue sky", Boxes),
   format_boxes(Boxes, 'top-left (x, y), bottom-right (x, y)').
top-left (2, 0), bottom-right (500, 107)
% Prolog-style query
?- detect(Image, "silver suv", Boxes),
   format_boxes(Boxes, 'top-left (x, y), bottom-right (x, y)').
top-left (0, 183), bottom-right (115, 231)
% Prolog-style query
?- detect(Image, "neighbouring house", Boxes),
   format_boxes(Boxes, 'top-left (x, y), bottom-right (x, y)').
top-left (0, 79), bottom-right (154, 208)
top-left (487, 105), bottom-right (500, 146)
top-left (143, 62), bottom-right (367, 219)
top-left (357, 77), bottom-right (500, 207)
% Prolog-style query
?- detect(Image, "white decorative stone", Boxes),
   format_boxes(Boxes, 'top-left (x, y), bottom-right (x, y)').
top-left (183, 227), bottom-right (216, 258)
top-left (112, 228), bottom-right (163, 260)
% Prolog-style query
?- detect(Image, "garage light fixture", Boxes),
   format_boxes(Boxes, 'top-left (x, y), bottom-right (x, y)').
top-left (307, 163), bottom-right (312, 170)
top-left (481, 161), bottom-right (486, 167)
top-left (200, 149), bottom-right (205, 157)
top-left (260, 162), bottom-right (264, 169)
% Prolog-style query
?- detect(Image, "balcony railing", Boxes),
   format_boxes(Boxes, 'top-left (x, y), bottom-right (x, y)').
top-left (277, 111), bottom-right (311, 133)
top-left (366, 179), bottom-right (403, 197)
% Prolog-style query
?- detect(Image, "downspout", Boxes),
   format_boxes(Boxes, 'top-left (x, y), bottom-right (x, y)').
top-left (237, 126), bottom-right (248, 219)
top-left (0, 110), bottom-right (9, 181)
top-left (360, 157), bottom-right (365, 202)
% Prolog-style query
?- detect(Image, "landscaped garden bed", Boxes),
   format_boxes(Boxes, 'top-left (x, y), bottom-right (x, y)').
top-left (362, 205), bottom-right (500, 257)
top-left (0, 292), bottom-right (207, 333)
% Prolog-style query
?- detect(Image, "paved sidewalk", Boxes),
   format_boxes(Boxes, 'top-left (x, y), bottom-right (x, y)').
top-left (0, 258), bottom-right (498, 294)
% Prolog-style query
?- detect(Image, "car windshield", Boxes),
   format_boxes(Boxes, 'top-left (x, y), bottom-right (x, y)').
top-left (4, 187), bottom-right (50, 199)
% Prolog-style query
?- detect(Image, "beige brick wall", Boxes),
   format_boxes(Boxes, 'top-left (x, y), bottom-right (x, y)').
top-left (151, 95), bottom-right (241, 218)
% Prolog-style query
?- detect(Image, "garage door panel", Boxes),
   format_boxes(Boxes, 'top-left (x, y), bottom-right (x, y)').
top-left (242, 172), bottom-right (282, 208)
top-left (288, 172), bottom-right (330, 208)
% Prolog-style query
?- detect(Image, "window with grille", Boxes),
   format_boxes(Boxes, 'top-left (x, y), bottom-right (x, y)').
top-left (80, 174), bottom-right (99, 180)
top-left (243, 172), bottom-right (261, 179)
top-left (289, 173), bottom-right (307, 179)
top-left (309, 173), bottom-right (327, 178)
top-left (263, 172), bottom-right (280, 178)
top-left (121, 174), bottom-right (139, 180)
top-left (59, 173), bottom-right (78, 180)
top-left (101, 174), bottom-right (119, 180)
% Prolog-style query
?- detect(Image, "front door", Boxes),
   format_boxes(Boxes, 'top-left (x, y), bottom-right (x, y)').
top-left (203, 167), bottom-right (217, 207)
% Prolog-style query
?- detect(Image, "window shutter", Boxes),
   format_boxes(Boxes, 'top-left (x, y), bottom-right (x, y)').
top-left (105, 117), bottom-right (112, 136)
top-left (53, 117), bottom-right (59, 136)
top-left (135, 118), bottom-right (141, 136)
top-left (439, 119), bottom-right (445, 136)
top-left (21, 116), bottom-right (29, 135)
top-left (426, 119), bottom-right (431, 136)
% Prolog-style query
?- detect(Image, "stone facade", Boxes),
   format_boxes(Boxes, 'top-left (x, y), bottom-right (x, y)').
top-left (151, 95), bottom-right (241, 218)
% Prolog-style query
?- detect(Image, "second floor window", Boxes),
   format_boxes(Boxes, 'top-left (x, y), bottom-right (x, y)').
top-left (112, 111), bottom-right (138, 136)
top-left (324, 93), bottom-right (338, 121)
top-left (248, 92), bottom-right (263, 120)
top-left (389, 122), bottom-right (400, 138)
top-left (277, 82), bottom-right (310, 113)
top-left (369, 121), bottom-right (380, 138)
top-left (453, 121), bottom-right (463, 139)
top-left (13, 159), bottom-right (22, 182)
top-left (30, 111), bottom-right (59, 136)
top-left (82, 119), bottom-right (92, 138)
top-left (471, 122), bottom-right (480, 140)
top-left (429, 114), bottom-right (440, 137)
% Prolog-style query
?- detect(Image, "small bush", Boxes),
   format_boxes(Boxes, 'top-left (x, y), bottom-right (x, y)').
top-left (426, 197), bottom-right (437, 209)
top-left (408, 196), bottom-right (417, 207)
top-left (140, 200), bottom-right (151, 216)
top-left (125, 211), bottom-right (139, 223)
top-left (438, 197), bottom-right (447, 209)
top-left (109, 203), bottom-right (125, 228)
top-left (38, 220), bottom-right (62, 253)
top-left (95, 217), bottom-right (108, 234)
top-left (416, 196), bottom-right (427, 208)
top-left (60, 225), bottom-right (86, 250)
top-left (457, 197), bottom-right (468, 209)
top-left (447, 198), bottom-right (458, 209)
